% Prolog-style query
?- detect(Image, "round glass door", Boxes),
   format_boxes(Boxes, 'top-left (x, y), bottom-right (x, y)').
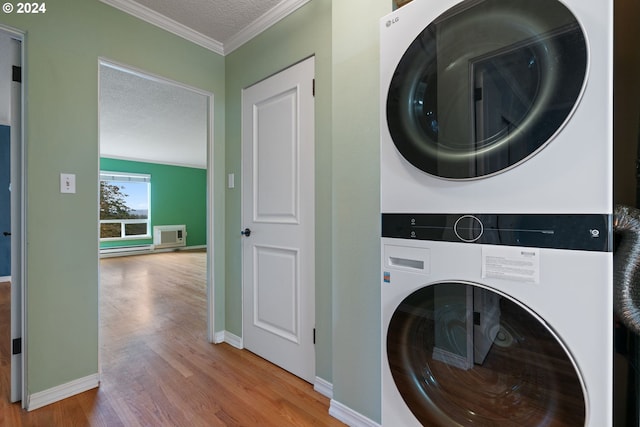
top-left (387, 282), bottom-right (585, 426)
top-left (386, 0), bottom-right (587, 179)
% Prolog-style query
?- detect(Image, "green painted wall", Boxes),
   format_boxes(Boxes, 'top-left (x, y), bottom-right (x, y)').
top-left (2, 0), bottom-right (392, 421)
top-left (99, 158), bottom-right (207, 248)
top-left (332, 0), bottom-right (389, 422)
top-left (0, 0), bottom-right (226, 396)
top-left (225, 0), bottom-right (333, 384)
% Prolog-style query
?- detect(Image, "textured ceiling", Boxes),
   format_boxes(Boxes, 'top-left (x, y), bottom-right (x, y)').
top-left (100, 0), bottom-right (311, 55)
top-left (99, 63), bottom-right (208, 169)
top-left (131, 0), bottom-right (282, 44)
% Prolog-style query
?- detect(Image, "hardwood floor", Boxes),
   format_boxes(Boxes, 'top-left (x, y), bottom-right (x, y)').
top-left (0, 251), bottom-right (345, 426)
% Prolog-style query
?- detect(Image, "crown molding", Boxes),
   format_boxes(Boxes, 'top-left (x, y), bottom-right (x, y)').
top-left (100, 0), bottom-right (225, 55)
top-left (223, 0), bottom-right (312, 55)
top-left (100, 0), bottom-right (311, 56)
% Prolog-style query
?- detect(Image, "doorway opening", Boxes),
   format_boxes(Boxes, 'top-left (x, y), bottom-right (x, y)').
top-left (0, 25), bottom-right (25, 406)
top-left (97, 60), bottom-right (215, 369)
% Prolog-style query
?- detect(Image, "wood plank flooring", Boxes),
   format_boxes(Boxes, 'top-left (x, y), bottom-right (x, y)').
top-left (0, 251), bottom-right (345, 426)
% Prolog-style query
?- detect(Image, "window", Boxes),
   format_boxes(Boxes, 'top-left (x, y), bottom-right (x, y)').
top-left (100, 171), bottom-right (151, 240)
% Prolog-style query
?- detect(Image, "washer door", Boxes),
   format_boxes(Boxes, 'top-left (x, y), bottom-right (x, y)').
top-left (386, 0), bottom-right (587, 179)
top-left (387, 282), bottom-right (585, 426)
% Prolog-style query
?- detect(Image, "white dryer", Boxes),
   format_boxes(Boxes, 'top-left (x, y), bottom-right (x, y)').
top-left (381, 213), bottom-right (612, 426)
top-left (380, 0), bottom-right (613, 214)
top-left (379, 1), bottom-right (614, 425)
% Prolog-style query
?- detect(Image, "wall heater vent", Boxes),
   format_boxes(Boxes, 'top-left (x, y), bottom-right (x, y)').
top-left (153, 225), bottom-right (187, 249)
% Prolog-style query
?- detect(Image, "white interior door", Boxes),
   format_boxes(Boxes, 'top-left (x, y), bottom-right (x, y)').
top-left (241, 57), bottom-right (315, 383)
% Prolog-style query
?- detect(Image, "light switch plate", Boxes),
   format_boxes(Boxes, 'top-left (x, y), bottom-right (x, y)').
top-left (60, 173), bottom-right (76, 194)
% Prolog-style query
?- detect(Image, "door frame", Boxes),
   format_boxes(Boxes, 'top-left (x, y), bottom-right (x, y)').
top-left (97, 58), bottom-right (216, 344)
top-left (0, 23), bottom-right (27, 406)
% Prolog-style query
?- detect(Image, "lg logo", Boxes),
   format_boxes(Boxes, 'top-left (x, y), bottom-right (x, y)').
top-left (386, 17), bottom-right (399, 27)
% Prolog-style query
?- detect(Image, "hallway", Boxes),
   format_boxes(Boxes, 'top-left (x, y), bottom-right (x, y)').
top-left (0, 252), bottom-right (343, 426)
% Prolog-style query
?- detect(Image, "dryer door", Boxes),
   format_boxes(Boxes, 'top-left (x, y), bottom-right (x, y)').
top-left (386, 0), bottom-right (587, 179)
top-left (387, 282), bottom-right (585, 426)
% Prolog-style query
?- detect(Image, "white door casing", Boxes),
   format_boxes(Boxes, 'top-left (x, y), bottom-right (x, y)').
top-left (241, 56), bottom-right (315, 383)
top-left (9, 35), bottom-right (22, 405)
top-left (0, 27), bottom-right (25, 405)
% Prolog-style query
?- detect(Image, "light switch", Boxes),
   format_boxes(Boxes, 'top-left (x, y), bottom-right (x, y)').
top-left (60, 173), bottom-right (76, 194)
top-left (228, 173), bottom-right (235, 189)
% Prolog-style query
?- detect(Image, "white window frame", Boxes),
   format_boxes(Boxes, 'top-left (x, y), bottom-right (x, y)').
top-left (99, 171), bottom-right (151, 241)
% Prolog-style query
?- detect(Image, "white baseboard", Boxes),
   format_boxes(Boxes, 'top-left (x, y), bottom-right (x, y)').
top-left (213, 330), bottom-right (243, 349)
top-left (156, 244), bottom-right (207, 253)
top-left (27, 373), bottom-right (100, 411)
top-left (0, 275), bottom-right (10, 282)
top-left (213, 330), bottom-right (225, 344)
top-left (329, 399), bottom-right (381, 427)
top-left (99, 245), bottom-right (153, 258)
top-left (213, 331), bottom-right (224, 344)
top-left (99, 244), bottom-right (206, 258)
top-left (314, 376), bottom-right (333, 399)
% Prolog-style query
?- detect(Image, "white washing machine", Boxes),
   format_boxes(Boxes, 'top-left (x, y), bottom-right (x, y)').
top-left (379, 1), bottom-right (614, 425)
top-left (380, 0), bottom-right (613, 214)
top-left (381, 213), bottom-right (612, 426)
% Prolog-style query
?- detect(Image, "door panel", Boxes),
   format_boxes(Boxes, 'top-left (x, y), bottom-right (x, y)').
top-left (254, 89), bottom-right (299, 223)
top-left (242, 57), bottom-right (315, 383)
top-left (253, 245), bottom-right (299, 342)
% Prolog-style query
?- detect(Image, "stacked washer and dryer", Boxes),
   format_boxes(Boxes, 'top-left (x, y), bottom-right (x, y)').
top-left (380, 0), bottom-right (613, 426)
